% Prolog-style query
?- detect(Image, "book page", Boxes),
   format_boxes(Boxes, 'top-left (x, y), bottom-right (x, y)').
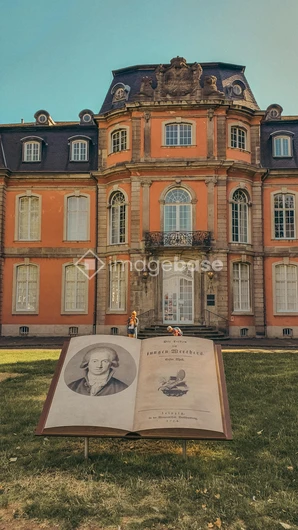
top-left (42, 335), bottom-right (141, 433)
top-left (133, 336), bottom-right (224, 434)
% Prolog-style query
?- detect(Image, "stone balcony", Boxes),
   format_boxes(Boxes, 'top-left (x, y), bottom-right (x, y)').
top-left (144, 231), bottom-right (212, 250)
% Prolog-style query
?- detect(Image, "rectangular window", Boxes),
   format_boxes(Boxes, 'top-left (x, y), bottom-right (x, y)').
top-left (64, 265), bottom-right (87, 312)
top-left (16, 265), bottom-right (38, 312)
top-left (109, 263), bottom-right (126, 310)
top-left (273, 136), bottom-right (291, 157)
top-left (112, 130), bottom-right (127, 153)
top-left (67, 196), bottom-right (89, 241)
top-left (231, 127), bottom-right (246, 150)
top-left (18, 196), bottom-right (40, 240)
top-left (274, 194), bottom-right (295, 239)
top-left (23, 142), bottom-right (41, 162)
top-left (165, 124), bottom-right (192, 146)
top-left (275, 264), bottom-right (298, 312)
top-left (207, 294), bottom-right (215, 306)
top-left (71, 141), bottom-right (88, 161)
top-left (233, 263), bottom-right (251, 311)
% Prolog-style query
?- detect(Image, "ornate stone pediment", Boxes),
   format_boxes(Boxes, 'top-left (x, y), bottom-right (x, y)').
top-left (155, 57), bottom-right (202, 100)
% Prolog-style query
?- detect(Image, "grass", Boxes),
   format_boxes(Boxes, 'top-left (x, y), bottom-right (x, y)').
top-left (0, 348), bottom-right (297, 530)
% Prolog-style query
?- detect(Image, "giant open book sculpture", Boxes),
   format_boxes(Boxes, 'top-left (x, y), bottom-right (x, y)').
top-left (36, 335), bottom-right (232, 440)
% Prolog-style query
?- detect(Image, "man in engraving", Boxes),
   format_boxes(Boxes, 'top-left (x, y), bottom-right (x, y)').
top-left (67, 347), bottom-right (128, 396)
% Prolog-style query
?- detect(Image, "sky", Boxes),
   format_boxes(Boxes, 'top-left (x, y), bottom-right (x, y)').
top-left (1, 0), bottom-right (298, 124)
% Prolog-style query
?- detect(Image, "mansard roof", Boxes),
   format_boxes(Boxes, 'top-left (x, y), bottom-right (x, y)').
top-left (99, 59), bottom-right (259, 114)
top-left (0, 122), bottom-right (98, 172)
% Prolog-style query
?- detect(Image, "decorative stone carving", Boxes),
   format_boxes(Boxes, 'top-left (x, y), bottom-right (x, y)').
top-left (139, 77), bottom-right (154, 98)
top-left (111, 83), bottom-right (130, 103)
top-left (264, 104), bottom-right (283, 121)
top-left (154, 56), bottom-right (202, 100)
top-left (202, 76), bottom-right (224, 98)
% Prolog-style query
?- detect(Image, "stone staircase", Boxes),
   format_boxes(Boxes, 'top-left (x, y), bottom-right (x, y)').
top-left (137, 324), bottom-right (229, 341)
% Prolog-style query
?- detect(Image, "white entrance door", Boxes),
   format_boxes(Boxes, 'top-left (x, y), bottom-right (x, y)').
top-left (163, 268), bottom-right (194, 324)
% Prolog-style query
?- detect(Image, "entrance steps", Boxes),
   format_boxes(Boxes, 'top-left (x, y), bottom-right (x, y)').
top-left (137, 324), bottom-right (229, 341)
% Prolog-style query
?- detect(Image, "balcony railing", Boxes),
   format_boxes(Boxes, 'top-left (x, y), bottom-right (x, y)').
top-left (145, 231), bottom-right (211, 249)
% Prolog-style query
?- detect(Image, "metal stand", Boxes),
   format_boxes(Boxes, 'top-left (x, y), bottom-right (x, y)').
top-left (84, 437), bottom-right (89, 460)
top-left (182, 440), bottom-right (187, 459)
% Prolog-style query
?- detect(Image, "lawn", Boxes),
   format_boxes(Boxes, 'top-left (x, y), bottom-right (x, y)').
top-left (0, 348), bottom-right (297, 530)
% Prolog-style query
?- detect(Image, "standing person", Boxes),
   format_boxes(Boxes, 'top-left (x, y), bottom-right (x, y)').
top-left (127, 310), bottom-right (139, 338)
top-left (167, 325), bottom-right (183, 336)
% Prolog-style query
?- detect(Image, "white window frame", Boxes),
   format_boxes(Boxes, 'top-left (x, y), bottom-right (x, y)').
top-left (273, 135), bottom-right (292, 158)
top-left (232, 262), bottom-right (251, 313)
top-left (274, 263), bottom-right (298, 314)
top-left (64, 194), bottom-right (90, 241)
top-left (230, 189), bottom-right (250, 243)
top-left (70, 139), bottom-right (89, 161)
top-left (109, 190), bottom-right (127, 245)
top-left (163, 121), bottom-right (194, 147)
top-left (273, 193), bottom-right (296, 239)
top-left (15, 193), bottom-right (41, 241)
top-left (13, 263), bottom-right (39, 314)
top-left (108, 262), bottom-right (126, 312)
top-left (228, 121), bottom-right (250, 152)
top-left (23, 141), bottom-right (41, 162)
top-left (164, 188), bottom-right (192, 233)
top-left (62, 263), bottom-right (88, 314)
top-left (111, 129), bottom-right (128, 153)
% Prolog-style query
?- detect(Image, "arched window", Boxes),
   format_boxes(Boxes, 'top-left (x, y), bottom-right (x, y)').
top-left (66, 195), bottom-right (89, 241)
top-left (111, 129), bottom-right (127, 153)
top-left (273, 136), bottom-right (292, 157)
top-left (15, 264), bottom-right (38, 312)
top-left (231, 189), bottom-right (249, 243)
top-left (17, 195), bottom-right (40, 240)
top-left (275, 264), bottom-right (298, 312)
top-left (23, 141), bottom-right (41, 162)
top-left (64, 264), bottom-right (87, 312)
top-left (230, 126), bottom-right (247, 150)
top-left (109, 191), bottom-right (126, 244)
top-left (70, 140), bottom-right (88, 161)
top-left (233, 262), bottom-right (251, 312)
top-left (164, 189), bottom-right (192, 231)
top-left (165, 123), bottom-right (192, 146)
top-left (274, 193), bottom-right (295, 239)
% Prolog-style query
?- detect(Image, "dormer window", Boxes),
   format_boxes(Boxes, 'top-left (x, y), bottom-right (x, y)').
top-left (23, 141), bottom-right (41, 162)
top-left (68, 136), bottom-right (91, 161)
top-left (71, 140), bottom-right (88, 161)
top-left (273, 135), bottom-right (292, 157)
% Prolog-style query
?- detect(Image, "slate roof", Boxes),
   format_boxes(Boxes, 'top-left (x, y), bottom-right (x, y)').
top-left (261, 119), bottom-right (298, 169)
top-left (99, 61), bottom-right (259, 114)
top-left (0, 124), bottom-right (98, 172)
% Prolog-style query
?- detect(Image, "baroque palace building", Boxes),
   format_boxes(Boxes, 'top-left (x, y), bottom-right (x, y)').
top-left (0, 57), bottom-right (297, 338)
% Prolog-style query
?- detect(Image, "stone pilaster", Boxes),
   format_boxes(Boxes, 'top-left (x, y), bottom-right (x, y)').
top-left (141, 180), bottom-right (152, 237)
top-left (216, 177), bottom-right (228, 248)
top-left (96, 183), bottom-right (107, 326)
top-left (0, 178), bottom-right (7, 334)
top-left (144, 112), bottom-right (151, 161)
top-left (130, 178), bottom-right (141, 249)
top-left (250, 124), bottom-right (260, 166)
top-left (98, 128), bottom-right (107, 170)
top-left (207, 109), bottom-right (215, 159)
top-left (251, 181), bottom-right (263, 252)
top-left (216, 116), bottom-right (226, 159)
top-left (132, 118), bottom-right (141, 162)
top-left (205, 177), bottom-right (217, 234)
top-left (253, 255), bottom-right (265, 335)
